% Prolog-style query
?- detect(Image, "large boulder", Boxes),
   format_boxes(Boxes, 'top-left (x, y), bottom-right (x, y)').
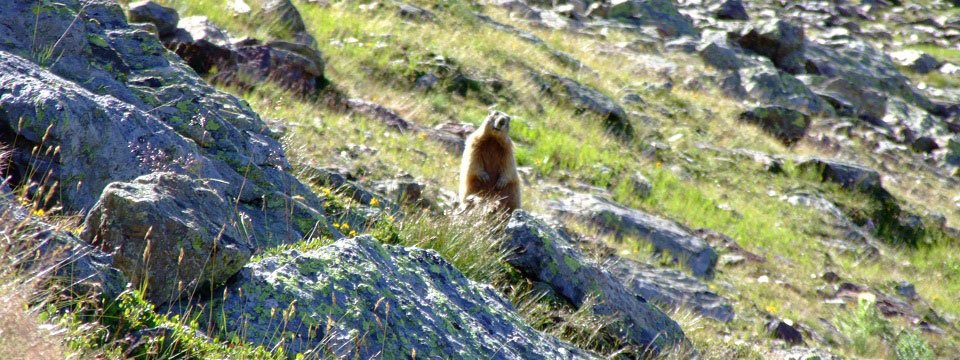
top-left (503, 211), bottom-right (689, 354)
top-left (531, 72), bottom-right (633, 139)
top-left (0, 0), bottom-right (331, 293)
top-left (548, 194), bottom-right (717, 278)
top-left (739, 106), bottom-right (811, 145)
top-left (735, 19), bottom-right (806, 74)
top-left (187, 236), bottom-right (597, 359)
top-left (81, 173), bottom-right (254, 304)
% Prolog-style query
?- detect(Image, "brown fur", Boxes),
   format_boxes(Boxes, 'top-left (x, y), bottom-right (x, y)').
top-left (459, 111), bottom-right (521, 212)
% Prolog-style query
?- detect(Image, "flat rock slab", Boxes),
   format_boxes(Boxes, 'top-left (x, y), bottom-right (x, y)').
top-left (605, 257), bottom-right (735, 322)
top-left (547, 194), bottom-right (718, 278)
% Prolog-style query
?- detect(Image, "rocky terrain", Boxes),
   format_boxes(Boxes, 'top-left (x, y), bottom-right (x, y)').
top-left (1, 0), bottom-right (959, 358)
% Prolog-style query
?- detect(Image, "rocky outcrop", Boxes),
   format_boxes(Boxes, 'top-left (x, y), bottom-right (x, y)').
top-left (189, 236), bottom-right (597, 359)
top-left (548, 194), bottom-right (718, 278)
top-left (604, 0), bottom-right (699, 38)
top-left (158, 15), bottom-right (330, 97)
top-left (81, 173), bottom-right (254, 304)
top-left (0, 0), bottom-right (331, 304)
top-left (503, 211), bottom-right (689, 354)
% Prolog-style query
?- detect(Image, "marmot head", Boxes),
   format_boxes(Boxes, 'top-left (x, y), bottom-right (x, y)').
top-left (482, 110), bottom-right (511, 135)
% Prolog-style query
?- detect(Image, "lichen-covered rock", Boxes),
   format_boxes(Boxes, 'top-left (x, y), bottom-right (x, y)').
top-left (811, 77), bottom-right (888, 121)
top-left (503, 211), bottom-right (689, 354)
top-left (739, 106), bottom-right (811, 145)
top-left (190, 236), bottom-right (597, 359)
top-left (531, 72), bottom-right (633, 139)
top-left (717, 49), bottom-right (834, 116)
top-left (711, 0), bottom-right (748, 20)
top-left (548, 194), bottom-right (718, 278)
top-left (81, 173), bottom-right (254, 304)
top-left (0, 0), bottom-right (330, 275)
top-left (605, 258), bottom-right (735, 322)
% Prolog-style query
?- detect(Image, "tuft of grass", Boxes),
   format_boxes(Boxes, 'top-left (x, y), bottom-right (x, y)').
top-left (836, 295), bottom-right (892, 357)
top-left (894, 330), bottom-right (935, 360)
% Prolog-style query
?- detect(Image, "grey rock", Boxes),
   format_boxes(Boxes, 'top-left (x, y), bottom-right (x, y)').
top-left (247, 0), bottom-right (308, 35)
top-left (531, 72), bottom-right (633, 139)
top-left (712, 0), bottom-right (748, 20)
top-left (369, 176), bottom-right (428, 207)
top-left (739, 106), bottom-right (810, 145)
top-left (890, 50), bottom-right (941, 74)
top-left (812, 77), bottom-right (888, 121)
top-left (698, 36), bottom-right (742, 70)
top-left (503, 211), bottom-right (689, 354)
top-left (605, 257), bottom-right (734, 322)
top-left (735, 20), bottom-right (806, 74)
top-left (1, 199), bottom-right (127, 300)
top-left (397, 3), bottom-right (435, 21)
top-left (191, 235), bottom-right (598, 359)
top-left (767, 319), bottom-right (804, 344)
top-left (0, 0), bottom-right (330, 272)
top-left (806, 38), bottom-right (931, 111)
top-left (163, 18), bottom-right (329, 97)
top-left (127, 1), bottom-right (179, 36)
top-left (605, 0), bottom-right (699, 38)
top-left (81, 173), bottom-right (254, 304)
top-left (725, 55), bottom-right (834, 116)
top-left (896, 281), bottom-right (917, 300)
top-left (796, 158), bottom-right (886, 196)
top-left (547, 194), bottom-right (718, 279)
top-left (628, 172), bottom-right (653, 198)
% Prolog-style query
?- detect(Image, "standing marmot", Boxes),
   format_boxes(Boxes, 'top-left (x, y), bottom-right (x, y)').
top-left (459, 111), bottom-right (521, 212)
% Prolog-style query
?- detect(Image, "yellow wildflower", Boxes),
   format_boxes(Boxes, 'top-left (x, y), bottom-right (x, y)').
top-left (370, 197), bottom-right (380, 207)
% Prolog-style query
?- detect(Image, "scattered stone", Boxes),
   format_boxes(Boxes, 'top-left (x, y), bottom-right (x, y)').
top-left (127, 1), bottom-right (179, 37)
top-left (397, 3), bottom-right (435, 21)
top-left (896, 281), bottom-right (917, 300)
top-left (548, 194), bottom-right (718, 278)
top-left (767, 319), bottom-right (804, 344)
top-left (369, 176), bottom-right (428, 207)
top-left (739, 106), bottom-right (811, 145)
top-left (812, 77), bottom-right (888, 121)
top-left (82, 173), bottom-right (254, 304)
top-left (821, 271), bottom-right (841, 283)
top-left (628, 172), bottom-right (653, 198)
top-left (188, 236), bottom-right (598, 358)
top-left (890, 50), bottom-right (942, 74)
top-left (712, 0), bottom-right (749, 20)
top-left (503, 211), bottom-right (689, 353)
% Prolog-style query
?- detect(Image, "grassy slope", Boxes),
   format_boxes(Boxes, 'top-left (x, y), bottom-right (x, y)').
top-left (151, 0), bottom-right (960, 357)
top-left (13, 0), bottom-right (954, 358)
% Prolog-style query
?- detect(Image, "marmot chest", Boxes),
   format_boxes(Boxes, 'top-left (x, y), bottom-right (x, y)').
top-left (475, 138), bottom-right (510, 177)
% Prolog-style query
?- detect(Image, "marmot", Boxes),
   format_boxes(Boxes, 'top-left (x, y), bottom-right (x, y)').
top-left (459, 110), bottom-right (521, 212)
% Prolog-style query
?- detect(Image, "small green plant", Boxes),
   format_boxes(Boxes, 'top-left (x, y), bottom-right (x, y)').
top-left (894, 330), bottom-right (934, 360)
top-left (836, 294), bottom-right (892, 356)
